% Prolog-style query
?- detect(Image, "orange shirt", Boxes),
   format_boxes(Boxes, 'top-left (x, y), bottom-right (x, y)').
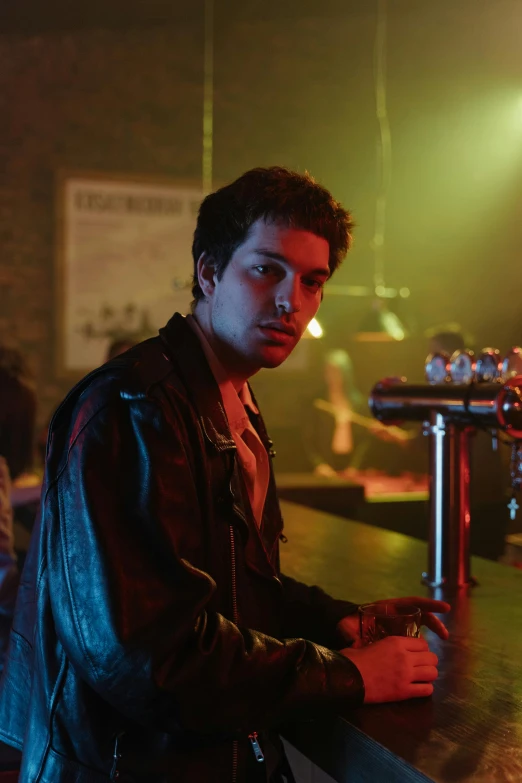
top-left (186, 316), bottom-right (269, 527)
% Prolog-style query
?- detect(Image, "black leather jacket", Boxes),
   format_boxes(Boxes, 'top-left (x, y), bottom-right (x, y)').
top-left (0, 314), bottom-right (364, 782)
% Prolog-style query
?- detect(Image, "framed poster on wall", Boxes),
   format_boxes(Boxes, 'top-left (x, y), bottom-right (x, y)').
top-left (55, 172), bottom-right (203, 376)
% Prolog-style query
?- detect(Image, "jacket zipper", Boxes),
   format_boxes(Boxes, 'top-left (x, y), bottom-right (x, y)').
top-left (229, 525), bottom-right (265, 779)
top-left (230, 525), bottom-right (239, 783)
top-left (110, 732), bottom-right (125, 781)
top-left (248, 731), bottom-right (265, 763)
top-left (229, 525), bottom-right (239, 626)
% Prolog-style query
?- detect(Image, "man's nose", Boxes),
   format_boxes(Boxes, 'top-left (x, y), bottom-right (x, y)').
top-left (276, 279), bottom-right (301, 313)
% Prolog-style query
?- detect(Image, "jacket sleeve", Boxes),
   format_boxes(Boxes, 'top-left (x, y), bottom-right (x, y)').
top-left (47, 390), bottom-right (364, 736)
top-left (279, 573), bottom-right (359, 650)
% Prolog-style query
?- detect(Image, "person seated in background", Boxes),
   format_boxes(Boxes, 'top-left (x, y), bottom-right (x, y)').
top-left (0, 345), bottom-right (38, 669)
top-left (0, 456), bottom-right (17, 674)
top-left (303, 348), bottom-right (413, 478)
top-left (0, 346), bottom-right (37, 487)
top-left (105, 337), bottom-right (137, 362)
top-left (426, 325), bottom-right (465, 359)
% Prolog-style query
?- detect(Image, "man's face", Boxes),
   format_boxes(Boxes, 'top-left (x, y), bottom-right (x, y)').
top-left (200, 218), bottom-right (330, 379)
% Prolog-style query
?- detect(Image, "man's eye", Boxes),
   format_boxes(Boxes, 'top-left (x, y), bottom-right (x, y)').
top-left (303, 278), bottom-right (323, 291)
top-left (254, 265), bottom-right (277, 276)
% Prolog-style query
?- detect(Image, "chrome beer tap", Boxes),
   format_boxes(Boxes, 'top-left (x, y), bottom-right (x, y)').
top-left (369, 347), bottom-right (522, 589)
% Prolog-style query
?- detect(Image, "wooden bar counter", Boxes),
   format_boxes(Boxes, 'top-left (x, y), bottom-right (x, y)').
top-left (279, 501), bottom-right (522, 783)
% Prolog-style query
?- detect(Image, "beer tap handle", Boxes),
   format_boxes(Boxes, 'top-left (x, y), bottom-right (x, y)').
top-left (508, 496), bottom-right (520, 521)
top-left (491, 429), bottom-right (498, 452)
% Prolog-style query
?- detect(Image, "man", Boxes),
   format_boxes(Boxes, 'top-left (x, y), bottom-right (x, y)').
top-left (426, 327), bottom-right (465, 359)
top-left (0, 167), bottom-right (448, 782)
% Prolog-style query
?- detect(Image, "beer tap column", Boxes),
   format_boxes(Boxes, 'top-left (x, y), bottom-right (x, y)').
top-left (369, 347), bottom-right (522, 589)
top-left (423, 414), bottom-right (473, 588)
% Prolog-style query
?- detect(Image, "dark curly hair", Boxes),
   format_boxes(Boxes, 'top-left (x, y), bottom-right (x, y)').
top-left (191, 166), bottom-right (354, 306)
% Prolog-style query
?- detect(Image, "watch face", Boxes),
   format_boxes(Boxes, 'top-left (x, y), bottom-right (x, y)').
top-left (449, 351), bottom-right (475, 384)
top-left (502, 347), bottom-right (522, 380)
top-left (475, 350), bottom-right (501, 382)
top-left (425, 353), bottom-right (449, 384)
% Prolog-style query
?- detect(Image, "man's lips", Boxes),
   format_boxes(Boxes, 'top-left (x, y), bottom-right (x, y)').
top-left (258, 322), bottom-right (296, 337)
top-left (258, 322), bottom-right (297, 342)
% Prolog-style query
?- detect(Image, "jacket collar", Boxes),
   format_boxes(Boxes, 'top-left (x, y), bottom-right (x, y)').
top-left (159, 313), bottom-right (236, 452)
top-left (160, 313), bottom-right (283, 577)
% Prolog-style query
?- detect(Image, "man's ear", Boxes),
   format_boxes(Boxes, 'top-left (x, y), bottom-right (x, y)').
top-left (196, 252), bottom-right (217, 298)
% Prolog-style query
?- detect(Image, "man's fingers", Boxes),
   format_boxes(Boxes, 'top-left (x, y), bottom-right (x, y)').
top-left (392, 596), bottom-right (451, 613)
top-left (422, 613), bottom-right (450, 639)
top-left (412, 665), bottom-right (438, 682)
top-left (375, 597), bottom-right (451, 637)
top-left (381, 596), bottom-right (451, 639)
top-left (413, 651), bottom-right (438, 667)
top-left (348, 636), bottom-right (440, 704)
top-left (409, 683), bottom-right (434, 698)
top-left (401, 637), bottom-right (429, 652)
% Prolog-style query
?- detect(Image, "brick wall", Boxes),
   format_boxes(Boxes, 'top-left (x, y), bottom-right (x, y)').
top-left (1, 0), bottom-right (522, 438)
top-left (0, 3), bottom-right (379, 432)
top-left (0, 22), bottom-right (204, 424)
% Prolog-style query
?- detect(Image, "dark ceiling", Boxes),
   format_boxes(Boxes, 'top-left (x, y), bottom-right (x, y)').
top-left (0, 0), bottom-right (199, 32)
top-left (0, 0), bottom-right (370, 33)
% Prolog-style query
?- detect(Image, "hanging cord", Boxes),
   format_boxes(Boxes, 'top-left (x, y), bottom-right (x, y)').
top-left (372, 0), bottom-right (392, 292)
top-left (202, 0), bottom-right (214, 195)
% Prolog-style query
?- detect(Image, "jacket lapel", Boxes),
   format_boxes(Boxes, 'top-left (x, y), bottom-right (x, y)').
top-left (159, 313), bottom-right (235, 452)
top-left (159, 313), bottom-right (283, 581)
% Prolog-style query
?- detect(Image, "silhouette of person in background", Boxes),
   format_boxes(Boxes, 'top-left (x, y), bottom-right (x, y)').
top-left (303, 349), bottom-right (412, 477)
top-left (0, 347), bottom-right (36, 485)
top-left (105, 337), bottom-right (137, 362)
top-left (427, 328), bottom-right (465, 358)
top-left (0, 455), bottom-right (17, 673)
top-left (0, 345), bottom-right (38, 670)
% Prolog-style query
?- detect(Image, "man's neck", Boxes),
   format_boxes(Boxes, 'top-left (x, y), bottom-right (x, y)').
top-left (191, 308), bottom-right (254, 393)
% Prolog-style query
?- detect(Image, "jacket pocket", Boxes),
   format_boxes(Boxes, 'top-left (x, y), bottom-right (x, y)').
top-left (39, 746), bottom-right (112, 782)
top-left (0, 629), bottom-right (33, 750)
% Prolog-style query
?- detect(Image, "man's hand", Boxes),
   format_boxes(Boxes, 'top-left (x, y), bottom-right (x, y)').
top-left (341, 636), bottom-right (439, 703)
top-left (337, 596), bottom-right (451, 648)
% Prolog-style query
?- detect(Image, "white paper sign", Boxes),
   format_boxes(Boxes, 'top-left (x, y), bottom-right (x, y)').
top-left (59, 176), bottom-right (203, 372)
